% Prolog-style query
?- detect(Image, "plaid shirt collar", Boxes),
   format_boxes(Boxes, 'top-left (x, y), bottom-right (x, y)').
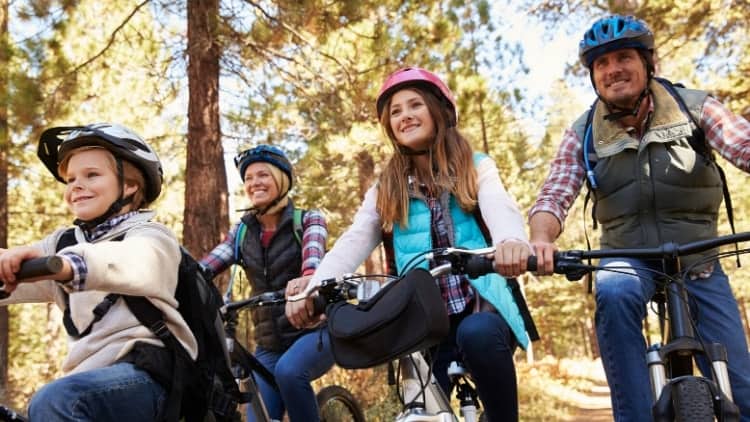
top-left (82, 211), bottom-right (139, 242)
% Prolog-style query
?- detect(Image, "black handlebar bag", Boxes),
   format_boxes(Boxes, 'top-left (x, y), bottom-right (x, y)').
top-left (326, 268), bottom-right (449, 369)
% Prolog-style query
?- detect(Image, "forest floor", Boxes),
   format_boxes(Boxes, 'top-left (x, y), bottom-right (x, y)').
top-left (516, 356), bottom-right (613, 421)
top-left (549, 358), bottom-right (613, 421)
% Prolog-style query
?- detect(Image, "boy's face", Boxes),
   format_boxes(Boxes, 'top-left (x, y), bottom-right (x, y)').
top-left (63, 148), bottom-right (136, 220)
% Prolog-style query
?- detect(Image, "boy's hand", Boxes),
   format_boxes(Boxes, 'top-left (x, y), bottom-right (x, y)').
top-left (0, 246), bottom-right (43, 291)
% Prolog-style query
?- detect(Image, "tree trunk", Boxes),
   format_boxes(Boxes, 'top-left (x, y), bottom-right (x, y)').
top-left (0, 0), bottom-right (10, 398)
top-left (184, 0), bottom-right (227, 273)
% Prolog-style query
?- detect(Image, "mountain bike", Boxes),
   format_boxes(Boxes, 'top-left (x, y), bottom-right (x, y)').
top-left (525, 232), bottom-right (750, 421)
top-left (222, 292), bottom-right (366, 422)
top-left (289, 246), bottom-right (505, 422)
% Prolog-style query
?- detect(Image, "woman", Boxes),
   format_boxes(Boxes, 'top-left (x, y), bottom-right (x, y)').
top-left (287, 67), bottom-right (534, 421)
top-left (200, 145), bottom-right (332, 422)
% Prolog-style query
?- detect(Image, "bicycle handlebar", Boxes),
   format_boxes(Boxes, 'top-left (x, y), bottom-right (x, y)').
top-left (0, 256), bottom-right (64, 299)
top-left (526, 231), bottom-right (750, 279)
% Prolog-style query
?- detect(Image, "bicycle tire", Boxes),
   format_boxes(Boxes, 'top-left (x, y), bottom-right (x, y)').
top-left (316, 385), bottom-right (366, 422)
top-left (672, 378), bottom-right (715, 422)
top-left (0, 405), bottom-right (27, 422)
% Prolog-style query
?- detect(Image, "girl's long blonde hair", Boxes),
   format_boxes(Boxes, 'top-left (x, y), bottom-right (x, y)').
top-left (376, 86), bottom-right (477, 231)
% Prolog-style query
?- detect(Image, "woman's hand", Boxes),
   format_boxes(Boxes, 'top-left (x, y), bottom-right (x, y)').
top-left (285, 276), bottom-right (324, 329)
top-left (493, 240), bottom-right (532, 278)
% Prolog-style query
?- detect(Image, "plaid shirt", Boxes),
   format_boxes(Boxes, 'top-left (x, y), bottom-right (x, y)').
top-left (59, 211), bottom-right (140, 291)
top-left (424, 194), bottom-right (474, 315)
top-left (530, 95), bottom-right (750, 226)
top-left (200, 209), bottom-right (327, 278)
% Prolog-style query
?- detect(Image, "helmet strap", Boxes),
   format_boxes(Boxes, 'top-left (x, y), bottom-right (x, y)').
top-left (601, 85), bottom-right (649, 121)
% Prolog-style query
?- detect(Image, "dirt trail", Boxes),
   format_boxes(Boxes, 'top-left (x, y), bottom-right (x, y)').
top-left (563, 381), bottom-right (613, 421)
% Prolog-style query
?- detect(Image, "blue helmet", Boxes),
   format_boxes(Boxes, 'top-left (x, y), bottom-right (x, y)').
top-left (579, 15), bottom-right (654, 68)
top-left (234, 145), bottom-right (293, 187)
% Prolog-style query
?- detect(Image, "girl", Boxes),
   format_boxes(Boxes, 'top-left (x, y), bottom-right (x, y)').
top-left (287, 67), bottom-right (534, 421)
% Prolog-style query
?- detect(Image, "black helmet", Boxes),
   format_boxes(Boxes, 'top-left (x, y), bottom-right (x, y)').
top-left (38, 123), bottom-right (163, 203)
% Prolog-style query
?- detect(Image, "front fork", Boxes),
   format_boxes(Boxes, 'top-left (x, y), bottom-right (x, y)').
top-left (647, 342), bottom-right (733, 402)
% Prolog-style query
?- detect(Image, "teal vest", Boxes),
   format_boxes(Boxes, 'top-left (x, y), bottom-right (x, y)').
top-left (391, 153), bottom-right (529, 349)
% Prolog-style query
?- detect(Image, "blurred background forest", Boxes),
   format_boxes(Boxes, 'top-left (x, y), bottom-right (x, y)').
top-left (0, 0), bottom-right (749, 420)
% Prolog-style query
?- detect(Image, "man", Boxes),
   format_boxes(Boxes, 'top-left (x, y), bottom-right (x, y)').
top-left (528, 15), bottom-right (750, 421)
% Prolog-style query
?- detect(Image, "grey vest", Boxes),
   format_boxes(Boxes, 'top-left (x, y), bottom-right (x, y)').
top-left (240, 202), bottom-right (307, 351)
top-left (572, 80), bottom-right (723, 269)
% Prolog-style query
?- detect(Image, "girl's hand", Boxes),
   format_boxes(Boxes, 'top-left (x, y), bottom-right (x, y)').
top-left (494, 240), bottom-right (532, 278)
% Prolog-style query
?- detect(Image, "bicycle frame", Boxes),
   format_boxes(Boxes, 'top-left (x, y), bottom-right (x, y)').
top-left (396, 351), bottom-right (481, 422)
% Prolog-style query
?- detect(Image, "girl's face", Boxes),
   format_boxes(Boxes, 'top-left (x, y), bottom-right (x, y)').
top-left (388, 88), bottom-right (436, 151)
top-left (243, 162), bottom-right (279, 208)
top-left (63, 149), bottom-right (136, 220)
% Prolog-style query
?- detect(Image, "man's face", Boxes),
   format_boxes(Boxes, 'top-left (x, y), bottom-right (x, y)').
top-left (591, 48), bottom-right (648, 109)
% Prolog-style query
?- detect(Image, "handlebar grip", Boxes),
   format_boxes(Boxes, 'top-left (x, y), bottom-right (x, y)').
top-left (0, 256), bottom-right (64, 299)
top-left (527, 256), bottom-right (537, 272)
top-left (312, 295), bottom-right (328, 316)
top-left (464, 256), bottom-right (496, 279)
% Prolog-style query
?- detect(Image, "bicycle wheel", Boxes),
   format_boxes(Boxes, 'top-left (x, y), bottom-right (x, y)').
top-left (672, 378), bottom-right (715, 422)
top-left (316, 385), bottom-right (366, 422)
top-left (0, 405), bottom-right (27, 422)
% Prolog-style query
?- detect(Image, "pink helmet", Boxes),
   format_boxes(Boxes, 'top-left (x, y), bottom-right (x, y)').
top-left (376, 67), bottom-right (457, 123)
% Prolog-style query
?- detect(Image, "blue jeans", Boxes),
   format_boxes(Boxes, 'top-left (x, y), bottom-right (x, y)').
top-left (432, 309), bottom-right (518, 422)
top-left (595, 258), bottom-right (750, 422)
top-left (28, 362), bottom-right (165, 421)
top-left (248, 328), bottom-right (334, 422)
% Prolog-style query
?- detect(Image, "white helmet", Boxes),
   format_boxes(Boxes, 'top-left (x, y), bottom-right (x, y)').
top-left (38, 123), bottom-right (163, 203)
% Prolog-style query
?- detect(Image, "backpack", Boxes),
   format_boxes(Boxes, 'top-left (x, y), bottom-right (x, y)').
top-left (56, 229), bottom-right (243, 422)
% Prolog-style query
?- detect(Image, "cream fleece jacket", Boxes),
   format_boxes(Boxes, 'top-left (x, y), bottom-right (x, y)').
top-left (0, 210), bottom-right (197, 374)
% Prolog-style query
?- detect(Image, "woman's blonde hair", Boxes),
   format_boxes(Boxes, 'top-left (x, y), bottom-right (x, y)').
top-left (59, 146), bottom-right (149, 210)
top-left (376, 86), bottom-right (477, 231)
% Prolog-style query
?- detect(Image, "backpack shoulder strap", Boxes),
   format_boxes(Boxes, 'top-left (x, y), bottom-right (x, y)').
top-left (57, 228), bottom-right (123, 339)
top-left (654, 77), bottom-right (709, 156)
top-left (581, 100), bottom-right (599, 190)
top-left (293, 208), bottom-right (305, 246)
top-left (56, 228), bottom-right (78, 250)
top-left (234, 221), bottom-right (248, 265)
top-left (655, 78), bottom-right (738, 260)
top-left (121, 294), bottom-right (188, 422)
